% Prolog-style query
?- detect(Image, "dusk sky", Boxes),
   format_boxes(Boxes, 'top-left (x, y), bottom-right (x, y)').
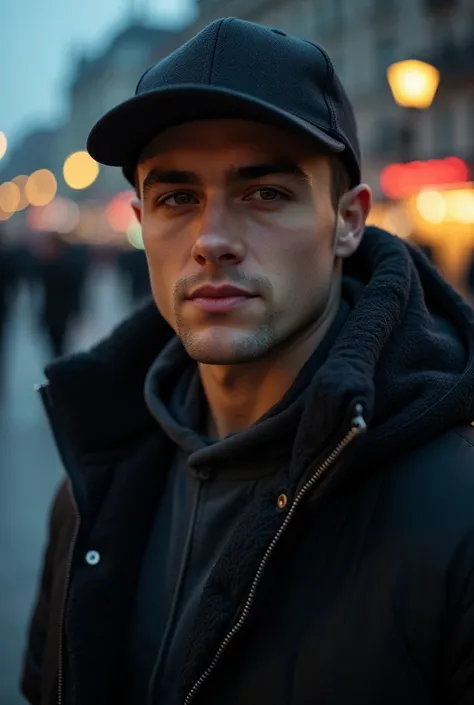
top-left (0, 0), bottom-right (196, 153)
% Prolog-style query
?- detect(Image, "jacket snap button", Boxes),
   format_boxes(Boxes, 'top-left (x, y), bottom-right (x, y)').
top-left (277, 493), bottom-right (288, 510)
top-left (85, 550), bottom-right (101, 566)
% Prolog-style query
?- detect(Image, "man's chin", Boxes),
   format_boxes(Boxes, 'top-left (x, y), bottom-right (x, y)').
top-left (179, 328), bottom-right (272, 365)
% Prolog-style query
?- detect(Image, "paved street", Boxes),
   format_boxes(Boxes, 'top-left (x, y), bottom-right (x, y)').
top-left (0, 264), bottom-right (129, 704)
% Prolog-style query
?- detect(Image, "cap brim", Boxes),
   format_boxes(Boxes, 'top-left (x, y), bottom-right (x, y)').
top-left (87, 84), bottom-right (345, 184)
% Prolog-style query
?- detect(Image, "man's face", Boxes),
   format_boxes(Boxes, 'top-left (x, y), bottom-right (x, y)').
top-left (134, 119), bottom-right (355, 364)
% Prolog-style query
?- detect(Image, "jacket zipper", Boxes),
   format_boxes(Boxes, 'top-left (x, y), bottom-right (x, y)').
top-left (58, 507), bottom-right (80, 705)
top-left (35, 383), bottom-right (82, 705)
top-left (183, 403), bottom-right (367, 705)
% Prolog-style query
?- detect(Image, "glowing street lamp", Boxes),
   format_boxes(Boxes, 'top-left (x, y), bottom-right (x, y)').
top-left (386, 59), bottom-right (440, 163)
top-left (387, 59), bottom-right (440, 110)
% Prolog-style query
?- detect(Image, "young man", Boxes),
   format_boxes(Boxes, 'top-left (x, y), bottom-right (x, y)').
top-left (22, 18), bottom-right (474, 705)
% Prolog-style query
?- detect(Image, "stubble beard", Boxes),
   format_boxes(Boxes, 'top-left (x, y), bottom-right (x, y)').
top-left (175, 313), bottom-right (278, 365)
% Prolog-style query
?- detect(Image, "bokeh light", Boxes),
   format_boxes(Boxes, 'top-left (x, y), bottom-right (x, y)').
top-left (0, 181), bottom-right (21, 213)
top-left (63, 151), bottom-right (99, 190)
top-left (416, 190), bottom-right (447, 224)
top-left (12, 175), bottom-right (29, 210)
top-left (0, 132), bottom-right (7, 160)
top-left (25, 169), bottom-right (57, 206)
top-left (0, 206), bottom-right (12, 222)
top-left (106, 190), bottom-right (135, 232)
top-left (127, 221), bottom-right (145, 249)
top-left (387, 60), bottom-right (440, 109)
top-left (445, 190), bottom-right (474, 224)
top-left (76, 200), bottom-right (115, 243)
top-left (27, 198), bottom-right (80, 233)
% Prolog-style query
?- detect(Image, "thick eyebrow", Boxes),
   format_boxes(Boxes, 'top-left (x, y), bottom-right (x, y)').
top-left (141, 161), bottom-right (312, 196)
top-left (142, 169), bottom-right (199, 194)
top-left (230, 162), bottom-right (312, 186)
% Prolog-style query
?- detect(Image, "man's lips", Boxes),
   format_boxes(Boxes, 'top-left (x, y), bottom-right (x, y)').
top-left (187, 284), bottom-right (255, 300)
top-left (186, 284), bottom-right (258, 313)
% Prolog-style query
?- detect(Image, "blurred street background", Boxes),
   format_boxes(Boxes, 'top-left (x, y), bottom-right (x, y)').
top-left (1, 0), bottom-right (474, 702)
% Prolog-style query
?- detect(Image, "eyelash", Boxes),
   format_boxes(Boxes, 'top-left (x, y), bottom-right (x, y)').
top-left (155, 187), bottom-right (291, 209)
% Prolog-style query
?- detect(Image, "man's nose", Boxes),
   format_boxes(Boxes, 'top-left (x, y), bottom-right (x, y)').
top-left (191, 203), bottom-right (245, 267)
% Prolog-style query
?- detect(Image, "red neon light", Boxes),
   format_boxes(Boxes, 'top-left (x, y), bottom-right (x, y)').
top-left (380, 157), bottom-right (469, 199)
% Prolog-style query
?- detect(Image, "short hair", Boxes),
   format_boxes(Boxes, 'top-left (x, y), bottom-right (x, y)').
top-left (329, 155), bottom-right (351, 211)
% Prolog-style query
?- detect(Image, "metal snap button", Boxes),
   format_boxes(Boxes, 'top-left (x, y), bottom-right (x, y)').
top-left (277, 493), bottom-right (288, 510)
top-left (193, 466), bottom-right (211, 480)
top-left (85, 550), bottom-right (101, 566)
top-left (199, 466), bottom-right (211, 480)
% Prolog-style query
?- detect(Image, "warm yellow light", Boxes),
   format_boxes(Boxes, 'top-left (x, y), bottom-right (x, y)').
top-left (25, 169), bottom-right (57, 206)
top-left (387, 60), bottom-right (440, 109)
top-left (416, 190), bottom-right (446, 223)
top-left (445, 190), bottom-right (474, 224)
top-left (63, 151), bottom-right (99, 190)
top-left (12, 175), bottom-right (29, 210)
top-left (367, 203), bottom-right (412, 239)
top-left (0, 207), bottom-right (12, 222)
top-left (0, 181), bottom-right (21, 213)
top-left (0, 132), bottom-right (7, 160)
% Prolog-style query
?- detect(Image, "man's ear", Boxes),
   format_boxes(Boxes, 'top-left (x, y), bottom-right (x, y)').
top-left (334, 184), bottom-right (372, 259)
top-left (131, 197), bottom-right (142, 225)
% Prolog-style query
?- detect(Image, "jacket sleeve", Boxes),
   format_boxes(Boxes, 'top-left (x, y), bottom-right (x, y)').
top-left (20, 479), bottom-right (71, 705)
top-left (445, 530), bottom-right (474, 704)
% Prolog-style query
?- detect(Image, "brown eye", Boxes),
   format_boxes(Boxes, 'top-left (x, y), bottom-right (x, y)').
top-left (246, 188), bottom-right (287, 202)
top-left (257, 188), bottom-right (281, 201)
top-left (158, 191), bottom-right (199, 207)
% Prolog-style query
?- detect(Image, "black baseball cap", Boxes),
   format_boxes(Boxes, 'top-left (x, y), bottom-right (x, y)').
top-left (87, 18), bottom-right (361, 187)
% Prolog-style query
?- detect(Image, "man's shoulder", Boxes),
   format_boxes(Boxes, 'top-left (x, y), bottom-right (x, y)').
top-left (384, 423), bottom-right (474, 540)
top-left (451, 422), bottom-right (474, 450)
top-left (403, 423), bottom-right (474, 479)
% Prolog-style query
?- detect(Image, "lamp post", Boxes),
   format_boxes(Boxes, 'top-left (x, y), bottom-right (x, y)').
top-left (386, 59), bottom-right (440, 162)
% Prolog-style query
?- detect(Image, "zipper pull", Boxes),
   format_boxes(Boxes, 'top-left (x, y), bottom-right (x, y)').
top-left (351, 403), bottom-right (367, 433)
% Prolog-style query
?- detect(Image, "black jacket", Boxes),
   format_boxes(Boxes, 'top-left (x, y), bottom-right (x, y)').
top-left (21, 227), bottom-right (474, 705)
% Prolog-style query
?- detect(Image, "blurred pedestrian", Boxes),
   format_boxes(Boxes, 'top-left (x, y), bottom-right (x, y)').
top-left (34, 232), bottom-right (89, 358)
top-left (22, 19), bottom-right (474, 705)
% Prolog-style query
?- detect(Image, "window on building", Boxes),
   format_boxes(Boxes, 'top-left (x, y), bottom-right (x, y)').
top-left (319, 0), bottom-right (344, 32)
top-left (374, 36), bottom-right (398, 87)
top-left (330, 0), bottom-right (344, 28)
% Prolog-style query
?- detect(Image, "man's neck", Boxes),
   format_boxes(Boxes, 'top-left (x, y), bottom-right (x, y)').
top-left (199, 301), bottom-right (339, 439)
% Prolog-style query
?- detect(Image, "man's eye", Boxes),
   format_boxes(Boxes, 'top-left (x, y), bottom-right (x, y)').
top-left (158, 192), bottom-right (199, 207)
top-left (246, 188), bottom-right (288, 202)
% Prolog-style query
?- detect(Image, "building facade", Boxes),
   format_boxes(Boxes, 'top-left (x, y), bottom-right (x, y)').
top-left (56, 22), bottom-right (181, 202)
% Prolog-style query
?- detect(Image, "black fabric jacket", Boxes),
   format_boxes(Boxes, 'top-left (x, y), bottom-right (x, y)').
top-left (21, 227), bottom-right (474, 705)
